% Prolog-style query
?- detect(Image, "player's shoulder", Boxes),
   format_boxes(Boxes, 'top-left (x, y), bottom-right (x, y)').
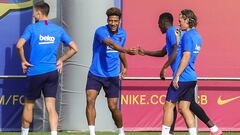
top-left (48, 21), bottom-right (64, 30)
top-left (25, 23), bottom-right (34, 30)
top-left (183, 28), bottom-right (202, 42)
top-left (96, 25), bottom-right (107, 31)
top-left (166, 26), bottom-right (176, 35)
top-left (183, 29), bottom-right (193, 37)
top-left (118, 27), bottom-right (126, 35)
top-left (189, 28), bottom-right (201, 38)
top-left (27, 23), bottom-right (34, 27)
top-left (95, 25), bottom-right (109, 35)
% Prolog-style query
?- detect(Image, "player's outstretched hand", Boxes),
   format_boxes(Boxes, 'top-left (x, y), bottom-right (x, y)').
top-left (138, 46), bottom-right (145, 56)
top-left (127, 48), bottom-right (138, 55)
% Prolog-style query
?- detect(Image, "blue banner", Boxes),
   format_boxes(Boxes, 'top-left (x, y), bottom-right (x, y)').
top-left (0, 0), bottom-right (32, 131)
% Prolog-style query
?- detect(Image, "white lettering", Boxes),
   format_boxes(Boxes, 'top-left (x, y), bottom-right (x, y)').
top-left (39, 34), bottom-right (55, 44)
top-left (193, 44), bottom-right (201, 53)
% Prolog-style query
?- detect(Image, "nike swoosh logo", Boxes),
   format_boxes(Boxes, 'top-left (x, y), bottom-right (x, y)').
top-left (217, 96), bottom-right (240, 105)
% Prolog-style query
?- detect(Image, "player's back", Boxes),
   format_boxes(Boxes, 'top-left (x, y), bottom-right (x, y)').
top-left (22, 20), bottom-right (67, 76)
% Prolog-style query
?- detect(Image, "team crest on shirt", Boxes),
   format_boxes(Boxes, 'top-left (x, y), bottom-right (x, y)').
top-left (118, 37), bottom-right (122, 42)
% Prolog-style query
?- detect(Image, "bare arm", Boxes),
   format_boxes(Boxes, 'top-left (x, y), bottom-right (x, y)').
top-left (175, 52), bottom-right (191, 77)
top-left (16, 38), bottom-right (33, 73)
top-left (139, 46), bottom-right (167, 57)
top-left (172, 51), bottom-right (191, 88)
top-left (57, 41), bottom-right (78, 73)
top-left (162, 44), bottom-right (177, 69)
top-left (16, 38), bottom-right (27, 63)
top-left (58, 41), bottom-right (78, 62)
top-left (104, 38), bottom-right (136, 55)
top-left (119, 52), bottom-right (128, 80)
top-left (160, 44), bottom-right (178, 79)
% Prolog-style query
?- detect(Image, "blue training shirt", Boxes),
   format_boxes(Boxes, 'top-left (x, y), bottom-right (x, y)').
top-left (165, 26), bottom-right (178, 74)
top-left (89, 25), bottom-right (126, 77)
top-left (21, 20), bottom-right (72, 76)
top-left (174, 28), bottom-right (202, 82)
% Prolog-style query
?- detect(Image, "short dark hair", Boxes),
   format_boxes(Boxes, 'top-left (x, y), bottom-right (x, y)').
top-left (180, 9), bottom-right (198, 28)
top-left (106, 7), bottom-right (122, 19)
top-left (34, 1), bottom-right (50, 16)
top-left (159, 12), bottom-right (174, 24)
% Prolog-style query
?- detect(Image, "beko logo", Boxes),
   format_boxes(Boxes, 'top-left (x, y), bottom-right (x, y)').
top-left (39, 35), bottom-right (55, 44)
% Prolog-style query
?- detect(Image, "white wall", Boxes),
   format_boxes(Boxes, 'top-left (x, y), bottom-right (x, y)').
top-left (58, 0), bottom-right (117, 131)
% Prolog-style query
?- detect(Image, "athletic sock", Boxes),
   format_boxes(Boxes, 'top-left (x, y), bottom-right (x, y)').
top-left (188, 127), bottom-right (197, 135)
top-left (89, 125), bottom-right (96, 135)
top-left (51, 131), bottom-right (57, 135)
top-left (210, 125), bottom-right (219, 133)
top-left (21, 127), bottom-right (29, 135)
top-left (118, 127), bottom-right (125, 135)
top-left (161, 125), bottom-right (171, 135)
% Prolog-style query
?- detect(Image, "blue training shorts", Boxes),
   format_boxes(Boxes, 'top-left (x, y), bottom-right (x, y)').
top-left (86, 72), bottom-right (120, 98)
top-left (25, 70), bottom-right (58, 100)
top-left (166, 81), bottom-right (197, 102)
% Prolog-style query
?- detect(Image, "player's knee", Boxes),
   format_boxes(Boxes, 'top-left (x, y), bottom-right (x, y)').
top-left (163, 102), bottom-right (175, 112)
top-left (86, 95), bottom-right (97, 104)
top-left (86, 90), bottom-right (98, 101)
top-left (178, 105), bottom-right (189, 114)
top-left (87, 99), bottom-right (96, 108)
top-left (178, 108), bottom-right (183, 115)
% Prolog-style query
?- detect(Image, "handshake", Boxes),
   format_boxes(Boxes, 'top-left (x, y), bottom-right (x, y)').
top-left (126, 47), bottom-right (147, 56)
top-left (125, 46), bottom-right (167, 80)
